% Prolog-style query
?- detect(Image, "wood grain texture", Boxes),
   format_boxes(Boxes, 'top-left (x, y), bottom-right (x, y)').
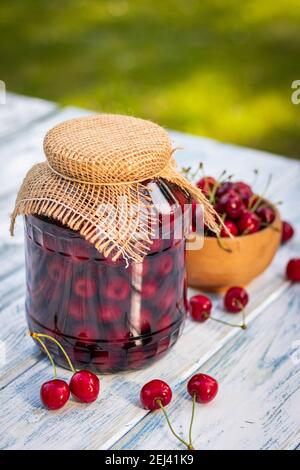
top-left (114, 283), bottom-right (300, 450)
top-left (0, 97), bottom-right (299, 450)
top-left (0, 93), bottom-right (57, 141)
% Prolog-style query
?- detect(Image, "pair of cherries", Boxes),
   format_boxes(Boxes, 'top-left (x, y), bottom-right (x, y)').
top-left (189, 253), bottom-right (300, 330)
top-left (196, 176), bottom-right (275, 237)
top-left (31, 332), bottom-right (100, 410)
top-left (190, 286), bottom-right (249, 330)
top-left (140, 374), bottom-right (218, 450)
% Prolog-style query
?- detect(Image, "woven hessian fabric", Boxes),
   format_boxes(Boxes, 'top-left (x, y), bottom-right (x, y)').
top-left (10, 114), bottom-right (219, 263)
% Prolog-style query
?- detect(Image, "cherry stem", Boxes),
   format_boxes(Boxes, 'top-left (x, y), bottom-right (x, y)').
top-left (216, 235), bottom-right (233, 252)
top-left (250, 174), bottom-right (273, 213)
top-left (198, 162), bottom-right (205, 178)
top-left (32, 335), bottom-right (57, 379)
top-left (208, 315), bottom-right (247, 330)
top-left (209, 180), bottom-right (219, 204)
top-left (156, 400), bottom-right (193, 450)
top-left (188, 393), bottom-right (196, 449)
top-left (235, 300), bottom-right (247, 330)
top-left (251, 169), bottom-right (259, 188)
top-left (260, 223), bottom-right (280, 233)
top-left (181, 166), bottom-right (192, 179)
top-left (30, 332), bottom-right (76, 373)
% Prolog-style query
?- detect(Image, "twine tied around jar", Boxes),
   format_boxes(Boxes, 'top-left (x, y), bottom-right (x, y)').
top-left (10, 114), bottom-right (221, 263)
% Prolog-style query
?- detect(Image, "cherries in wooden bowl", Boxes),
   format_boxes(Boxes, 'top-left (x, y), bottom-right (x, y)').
top-left (186, 173), bottom-right (283, 291)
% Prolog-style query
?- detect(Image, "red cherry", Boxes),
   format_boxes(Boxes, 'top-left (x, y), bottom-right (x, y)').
top-left (157, 253), bottom-right (174, 276)
top-left (68, 299), bottom-right (85, 321)
top-left (142, 277), bottom-right (158, 299)
top-left (218, 191), bottom-right (243, 219)
top-left (187, 374), bottom-right (218, 404)
top-left (224, 286), bottom-right (249, 313)
top-left (106, 277), bottom-right (130, 301)
top-left (159, 286), bottom-right (176, 311)
top-left (286, 259), bottom-right (300, 282)
top-left (256, 206), bottom-right (275, 225)
top-left (233, 181), bottom-right (253, 202)
top-left (47, 258), bottom-right (65, 283)
top-left (237, 210), bottom-right (261, 234)
top-left (31, 277), bottom-right (49, 302)
top-left (40, 379), bottom-right (70, 410)
top-left (106, 325), bottom-right (129, 341)
top-left (247, 194), bottom-right (260, 210)
top-left (216, 181), bottom-right (234, 198)
top-left (196, 176), bottom-right (216, 196)
top-left (214, 200), bottom-right (226, 215)
top-left (189, 295), bottom-right (212, 322)
top-left (69, 370), bottom-right (100, 403)
top-left (98, 303), bottom-right (122, 323)
top-left (220, 220), bottom-right (238, 238)
top-left (281, 221), bottom-right (294, 244)
top-left (140, 379), bottom-right (172, 410)
top-left (150, 238), bottom-right (163, 253)
top-left (74, 277), bottom-right (97, 298)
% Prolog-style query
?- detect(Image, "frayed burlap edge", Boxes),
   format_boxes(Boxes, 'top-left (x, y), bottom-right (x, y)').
top-left (10, 159), bottom-right (220, 264)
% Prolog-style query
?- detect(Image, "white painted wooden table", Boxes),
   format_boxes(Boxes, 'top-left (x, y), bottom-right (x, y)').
top-left (0, 93), bottom-right (299, 450)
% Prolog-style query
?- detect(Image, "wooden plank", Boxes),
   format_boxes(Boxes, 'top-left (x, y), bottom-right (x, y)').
top-left (114, 283), bottom-right (300, 450)
top-left (0, 93), bottom-right (57, 140)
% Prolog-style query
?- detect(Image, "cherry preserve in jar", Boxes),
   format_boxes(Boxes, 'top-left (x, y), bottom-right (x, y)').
top-left (12, 114), bottom-right (217, 374)
top-left (24, 180), bottom-right (190, 372)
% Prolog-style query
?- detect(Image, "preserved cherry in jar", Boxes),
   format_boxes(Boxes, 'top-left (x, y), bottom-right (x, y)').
top-left (25, 181), bottom-right (189, 372)
top-left (11, 115), bottom-right (217, 373)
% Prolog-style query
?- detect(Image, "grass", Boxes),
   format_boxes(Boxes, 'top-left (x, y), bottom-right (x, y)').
top-left (1, 0), bottom-right (300, 158)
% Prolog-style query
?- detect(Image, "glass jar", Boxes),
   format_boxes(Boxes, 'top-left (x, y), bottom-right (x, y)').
top-left (25, 180), bottom-right (190, 373)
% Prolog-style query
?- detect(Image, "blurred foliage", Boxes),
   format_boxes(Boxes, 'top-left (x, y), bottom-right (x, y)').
top-left (1, 0), bottom-right (300, 158)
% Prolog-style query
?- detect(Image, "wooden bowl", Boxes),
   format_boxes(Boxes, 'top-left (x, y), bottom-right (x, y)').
top-left (186, 205), bottom-right (282, 292)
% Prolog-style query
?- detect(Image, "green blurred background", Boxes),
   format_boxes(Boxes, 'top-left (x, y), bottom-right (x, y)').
top-left (1, 0), bottom-right (300, 158)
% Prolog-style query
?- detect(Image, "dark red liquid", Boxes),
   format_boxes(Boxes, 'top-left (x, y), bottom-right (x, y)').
top-left (25, 181), bottom-right (189, 373)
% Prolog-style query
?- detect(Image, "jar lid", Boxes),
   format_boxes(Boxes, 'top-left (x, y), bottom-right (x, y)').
top-left (44, 114), bottom-right (173, 185)
top-left (11, 114), bottom-right (219, 263)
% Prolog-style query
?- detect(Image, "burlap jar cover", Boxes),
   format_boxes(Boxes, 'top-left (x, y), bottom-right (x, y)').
top-left (10, 114), bottom-right (220, 263)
